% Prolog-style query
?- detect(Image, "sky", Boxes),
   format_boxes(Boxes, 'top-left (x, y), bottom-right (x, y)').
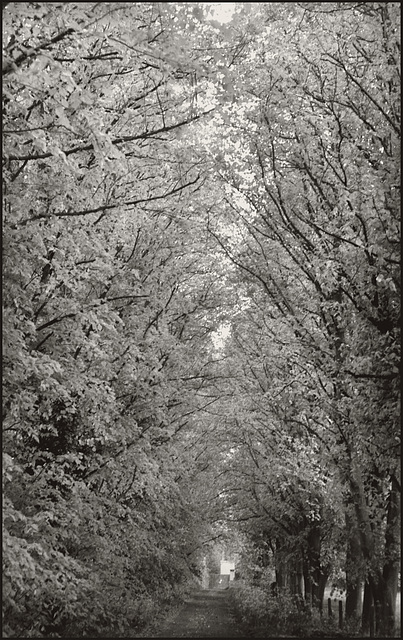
top-left (212, 321), bottom-right (231, 352)
top-left (205, 2), bottom-right (237, 24)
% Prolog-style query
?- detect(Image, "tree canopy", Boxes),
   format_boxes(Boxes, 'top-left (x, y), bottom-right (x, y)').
top-left (2, 2), bottom-right (400, 638)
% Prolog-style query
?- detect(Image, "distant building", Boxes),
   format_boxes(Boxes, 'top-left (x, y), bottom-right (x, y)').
top-left (220, 560), bottom-right (235, 581)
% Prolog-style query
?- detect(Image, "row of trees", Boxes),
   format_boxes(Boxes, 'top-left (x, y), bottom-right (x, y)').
top-left (3, 2), bottom-right (400, 638)
top-left (201, 2), bottom-right (400, 636)
top-left (2, 3), bottom-right (240, 636)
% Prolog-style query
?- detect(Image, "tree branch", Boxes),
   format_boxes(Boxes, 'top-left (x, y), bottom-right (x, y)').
top-left (5, 110), bottom-right (214, 163)
top-left (20, 174), bottom-right (201, 224)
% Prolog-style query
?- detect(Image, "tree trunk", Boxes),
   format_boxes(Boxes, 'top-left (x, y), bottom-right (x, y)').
top-left (306, 525), bottom-right (326, 610)
top-left (379, 475), bottom-right (400, 637)
top-left (274, 539), bottom-right (289, 591)
top-left (317, 570), bottom-right (329, 614)
top-left (365, 470), bottom-right (400, 637)
top-left (345, 509), bottom-right (364, 621)
top-left (361, 580), bottom-right (373, 636)
top-left (290, 557), bottom-right (304, 597)
top-left (346, 580), bottom-right (363, 622)
top-left (275, 560), bottom-right (288, 590)
top-left (351, 471), bottom-right (401, 636)
top-left (303, 564), bottom-right (312, 608)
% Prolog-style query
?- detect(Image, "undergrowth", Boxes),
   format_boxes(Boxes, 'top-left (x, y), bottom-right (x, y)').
top-left (229, 581), bottom-right (355, 638)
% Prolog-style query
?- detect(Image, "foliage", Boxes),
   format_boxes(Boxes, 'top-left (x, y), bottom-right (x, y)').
top-left (2, 2), bottom-right (240, 636)
top-left (2, 1), bottom-right (400, 637)
top-left (191, 1), bottom-right (400, 634)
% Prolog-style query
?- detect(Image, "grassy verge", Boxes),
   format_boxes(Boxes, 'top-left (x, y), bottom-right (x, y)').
top-left (228, 582), bottom-right (359, 638)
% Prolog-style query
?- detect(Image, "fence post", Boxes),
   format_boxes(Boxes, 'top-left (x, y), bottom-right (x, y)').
top-left (328, 598), bottom-right (333, 619)
top-left (338, 600), bottom-right (343, 630)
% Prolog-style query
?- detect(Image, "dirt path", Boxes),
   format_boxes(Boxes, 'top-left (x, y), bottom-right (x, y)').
top-left (151, 588), bottom-right (245, 638)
